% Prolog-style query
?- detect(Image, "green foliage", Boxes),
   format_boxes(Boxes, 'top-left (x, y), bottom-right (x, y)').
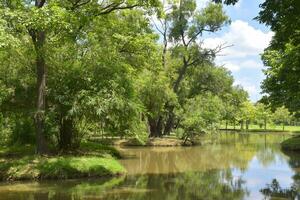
top-left (0, 0), bottom-right (248, 152)
top-left (177, 93), bottom-right (224, 143)
top-left (258, 0), bottom-right (300, 116)
top-left (272, 106), bottom-right (293, 130)
top-left (254, 103), bottom-right (271, 128)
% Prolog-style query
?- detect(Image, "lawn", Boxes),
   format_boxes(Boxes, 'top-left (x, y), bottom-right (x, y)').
top-left (221, 124), bottom-right (300, 132)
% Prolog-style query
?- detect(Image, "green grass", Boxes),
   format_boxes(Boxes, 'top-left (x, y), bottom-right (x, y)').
top-left (0, 155), bottom-right (125, 181)
top-left (281, 136), bottom-right (300, 151)
top-left (0, 141), bottom-right (125, 181)
top-left (221, 124), bottom-right (300, 132)
top-left (0, 144), bottom-right (35, 157)
top-left (80, 141), bottom-right (122, 158)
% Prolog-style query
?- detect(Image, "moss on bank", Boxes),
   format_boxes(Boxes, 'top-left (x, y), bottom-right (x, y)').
top-left (281, 136), bottom-right (300, 151)
top-left (0, 142), bottom-right (125, 181)
top-left (0, 155), bottom-right (125, 181)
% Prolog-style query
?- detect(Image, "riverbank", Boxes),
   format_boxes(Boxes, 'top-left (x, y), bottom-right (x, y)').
top-left (0, 142), bottom-right (125, 181)
top-left (115, 137), bottom-right (186, 147)
top-left (281, 136), bottom-right (300, 151)
top-left (221, 124), bottom-right (300, 133)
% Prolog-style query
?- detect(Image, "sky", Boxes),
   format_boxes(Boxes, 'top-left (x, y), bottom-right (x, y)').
top-left (201, 0), bottom-right (274, 102)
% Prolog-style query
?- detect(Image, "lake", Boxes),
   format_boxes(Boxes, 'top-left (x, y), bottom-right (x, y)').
top-left (0, 133), bottom-right (299, 200)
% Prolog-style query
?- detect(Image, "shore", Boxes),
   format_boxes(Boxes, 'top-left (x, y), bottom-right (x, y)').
top-left (281, 136), bottom-right (300, 151)
top-left (0, 142), bottom-right (125, 181)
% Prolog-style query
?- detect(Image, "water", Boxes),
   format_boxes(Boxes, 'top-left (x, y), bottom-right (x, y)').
top-left (0, 133), bottom-right (299, 200)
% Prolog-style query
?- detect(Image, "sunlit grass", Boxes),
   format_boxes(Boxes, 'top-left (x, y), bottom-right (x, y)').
top-left (221, 124), bottom-right (300, 132)
top-left (0, 155), bottom-right (125, 181)
top-left (0, 141), bottom-right (125, 181)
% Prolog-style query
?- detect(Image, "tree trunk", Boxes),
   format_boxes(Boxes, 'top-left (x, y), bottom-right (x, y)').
top-left (246, 120), bottom-right (249, 130)
top-left (264, 118), bottom-right (267, 130)
top-left (233, 120), bottom-right (236, 130)
top-left (148, 116), bottom-right (163, 137)
top-left (162, 23), bottom-right (168, 70)
top-left (31, 29), bottom-right (49, 155)
top-left (29, 0), bottom-right (48, 155)
top-left (240, 120), bottom-right (244, 130)
top-left (164, 107), bottom-right (175, 135)
top-left (225, 120), bottom-right (228, 130)
top-left (163, 58), bottom-right (189, 135)
top-left (59, 117), bottom-right (74, 151)
top-left (283, 123), bottom-right (285, 131)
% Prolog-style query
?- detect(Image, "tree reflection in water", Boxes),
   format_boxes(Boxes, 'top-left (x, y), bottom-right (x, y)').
top-left (260, 179), bottom-right (298, 200)
top-left (101, 170), bottom-right (249, 200)
top-left (0, 170), bottom-right (248, 200)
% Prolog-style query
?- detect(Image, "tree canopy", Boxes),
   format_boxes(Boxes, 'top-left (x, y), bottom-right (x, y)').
top-left (258, 0), bottom-right (300, 116)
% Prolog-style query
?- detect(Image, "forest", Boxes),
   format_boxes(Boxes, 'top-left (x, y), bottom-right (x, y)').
top-left (0, 1), bottom-right (300, 198)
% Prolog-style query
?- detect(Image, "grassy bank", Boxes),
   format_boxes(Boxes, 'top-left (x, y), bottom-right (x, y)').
top-left (281, 136), bottom-right (300, 151)
top-left (0, 142), bottom-right (125, 181)
top-left (221, 124), bottom-right (300, 133)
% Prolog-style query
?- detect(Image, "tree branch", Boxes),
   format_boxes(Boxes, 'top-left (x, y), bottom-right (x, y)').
top-left (150, 17), bottom-right (164, 35)
top-left (98, 3), bottom-right (139, 15)
top-left (70, 0), bottom-right (91, 10)
top-left (186, 28), bottom-right (216, 46)
top-left (35, 0), bottom-right (46, 8)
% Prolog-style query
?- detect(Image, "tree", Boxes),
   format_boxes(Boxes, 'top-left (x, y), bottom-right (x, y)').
top-left (255, 103), bottom-right (271, 130)
top-left (162, 1), bottom-right (230, 135)
top-left (0, 0), bottom-right (160, 153)
top-left (272, 106), bottom-right (292, 131)
top-left (226, 86), bottom-right (248, 130)
top-left (238, 101), bottom-right (256, 130)
top-left (176, 93), bottom-right (224, 144)
top-left (257, 0), bottom-right (300, 115)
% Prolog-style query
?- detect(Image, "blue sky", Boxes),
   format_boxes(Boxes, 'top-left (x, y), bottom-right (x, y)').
top-left (202, 0), bottom-right (273, 102)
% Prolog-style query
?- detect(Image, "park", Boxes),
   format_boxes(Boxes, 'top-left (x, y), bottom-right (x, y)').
top-left (0, 0), bottom-right (299, 199)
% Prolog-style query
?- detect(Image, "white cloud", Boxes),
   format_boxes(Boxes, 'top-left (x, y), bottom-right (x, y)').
top-left (203, 20), bottom-right (273, 101)
top-left (221, 59), bottom-right (263, 72)
top-left (204, 20), bottom-right (274, 60)
top-left (234, 79), bottom-right (260, 101)
top-left (197, 0), bottom-right (210, 9)
top-left (223, 62), bottom-right (240, 72)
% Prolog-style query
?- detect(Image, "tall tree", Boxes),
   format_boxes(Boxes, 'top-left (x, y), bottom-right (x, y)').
top-left (255, 103), bottom-right (271, 130)
top-left (164, 1), bottom-right (230, 135)
top-left (272, 106), bottom-right (292, 131)
top-left (257, 0), bottom-right (300, 114)
top-left (0, 0), bottom-right (159, 153)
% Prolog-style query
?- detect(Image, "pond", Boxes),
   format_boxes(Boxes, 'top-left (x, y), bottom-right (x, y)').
top-left (0, 133), bottom-right (299, 200)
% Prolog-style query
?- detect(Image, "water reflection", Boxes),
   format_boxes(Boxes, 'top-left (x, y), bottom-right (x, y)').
top-left (119, 133), bottom-right (287, 174)
top-left (0, 133), bottom-right (298, 200)
top-left (260, 179), bottom-right (298, 200)
top-left (0, 171), bottom-right (248, 200)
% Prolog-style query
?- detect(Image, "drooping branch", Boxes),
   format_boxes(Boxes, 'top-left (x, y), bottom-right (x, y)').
top-left (70, 0), bottom-right (91, 10)
top-left (35, 0), bottom-right (46, 8)
top-left (150, 17), bottom-right (164, 35)
top-left (187, 42), bottom-right (232, 66)
top-left (69, 0), bottom-right (141, 15)
top-left (186, 28), bottom-right (217, 46)
top-left (98, 3), bottom-right (140, 15)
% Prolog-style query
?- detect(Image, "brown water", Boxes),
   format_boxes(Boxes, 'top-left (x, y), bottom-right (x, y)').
top-left (0, 133), bottom-right (299, 200)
